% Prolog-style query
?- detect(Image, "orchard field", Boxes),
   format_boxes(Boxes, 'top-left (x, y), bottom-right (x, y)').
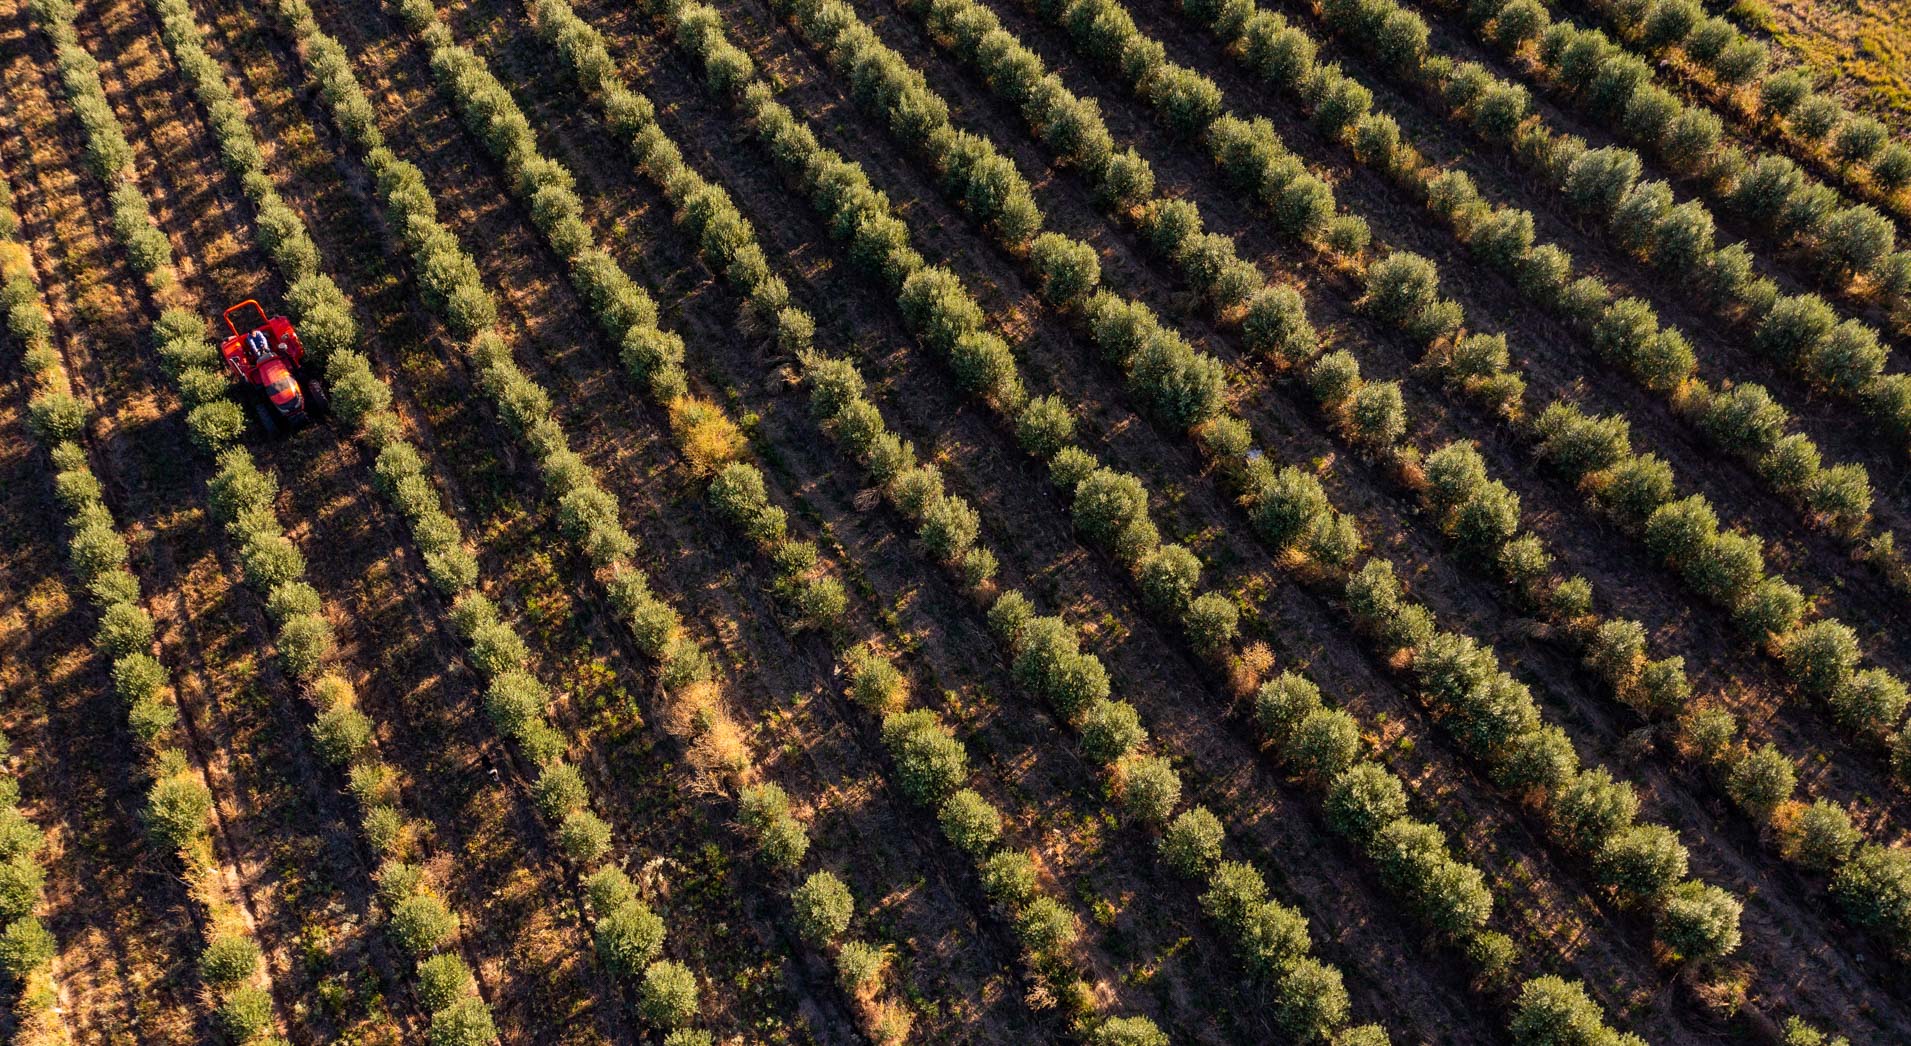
top-left (1, 0), bottom-right (1910, 1041)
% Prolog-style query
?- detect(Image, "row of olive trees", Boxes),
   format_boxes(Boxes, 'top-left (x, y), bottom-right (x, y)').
top-left (647, 2), bottom-right (1175, 1035)
top-left (388, 3), bottom-right (957, 1036)
top-left (812, 259), bottom-right (1363, 1035)
top-left (1443, 72), bottom-right (1911, 971)
top-left (28, 0), bottom-right (174, 291)
top-left (160, 0), bottom-right (717, 1026)
top-left (711, 0), bottom-right (1254, 665)
top-left (992, 0), bottom-right (1748, 974)
top-left (1577, 0), bottom-right (1911, 214)
top-left (400, 0), bottom-right (855, 636)
top-left (1300, 0), bottom-right (1909, 554)
top-left (775, 0), bottom-right (1521, 1017)
top-left (269, 0), bottom-right (770, 1032)
top-left (648, 2), bottom-right (1393, 1039)
top-left (1442, 0), bottom-right (1911, 335)
top-left (855, 0), bottom-right (1729, 1004)
top-left (1347, 559), bottom-right (1745, 958)
top-left (30, 0), bottom-right (502, 1038)
top-left (0, 181), bottom-right (76, 1042)
top-left (863, 646), bottom-right (1118, 1031)
top-left (1165, 0), bottom-right (1911, 959)
top-left (968, 0), bottom-right (1899, 987)
top-left (1433, 154), bottom-right (1876, 517)
top-left (1273, 0), bottom-right (1911, 480)
top-left (1172, 0), bottom-right (1911, 882)
top-left (0, 720), bottom-right (55, 1038)
top-left (733, 0), bottom-right (1582, 1032)
top-left (1253, 663), bottom-right (1512, 962)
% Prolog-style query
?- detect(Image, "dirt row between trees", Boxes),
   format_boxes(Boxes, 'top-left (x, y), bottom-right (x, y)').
top-left (0, 187), bottom-right (199, 1043)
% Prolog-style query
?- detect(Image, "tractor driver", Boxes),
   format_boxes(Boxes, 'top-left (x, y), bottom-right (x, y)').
top-left (244, 328), bottom-right (274, 366)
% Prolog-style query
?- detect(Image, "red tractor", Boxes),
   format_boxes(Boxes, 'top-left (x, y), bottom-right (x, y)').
top-left (217, 300), bottom-right (328, 437)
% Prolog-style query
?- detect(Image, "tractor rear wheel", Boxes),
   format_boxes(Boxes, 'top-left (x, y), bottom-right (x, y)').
top-left (301, 373), bottom-right (331, 419)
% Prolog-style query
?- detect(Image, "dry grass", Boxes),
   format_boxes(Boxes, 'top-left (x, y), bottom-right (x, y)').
top-left (1734, 0), bottom-right (1911, 129)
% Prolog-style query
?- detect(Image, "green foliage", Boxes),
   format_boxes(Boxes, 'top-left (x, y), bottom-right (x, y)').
top-left (1324, 763), bottom-right (1408, 843)
top-left (1726, 744), bottom-right (1795, 818)
top-left (1016, 396), bottom-right (1074, 458)
top-left (1090, 1016), bottom-right (1169, 1046)
top-left (1830, 845), bottom-right (1911, 950)
top-left (1509, 976), bottom-right (1638, 1045)
top-left (1243, 284), bottom-right (1315, 365)
top-left (427, 996), bottom-right (496, 1046)
top-left (1779, 800), bottom-right (1860, 873)
top-left (1779, 621), bottom-right (1861, 698)
top-left (596, 900), bottom-right (666, 975)
top-left (738, 783), bottom-right (809, 870)
top-left (416, 953), bottom-right (476, 1012)
top-left (558, 810), bottom-right (613, 864)
top-left (1081, 698), bottom-right (1145, 763)
top-left (1595, 824), bottom-right (1688, 903)
top-left (1274, 956), bottom-right (1351, 1041)
top-left (0, 917), bottom-right (52, 979)
top-left (1551, 767), bottom-right (1638, 848)
top-left (217, 985), bottom-right (274, 1039)
top-left (1160, 806), bottom-right (1224, 877)
top-left (1029, 232), bottom-right (1100, 305)
top-left (881, 710), bottom-right (968, 806)
top-left (1116, 754), bottom-right (1181, 824)
top-left (1372, 818), bottom-right (1492, 935)
top-left (1002, 881), bottom-right (1075, 956)
top-left (390, 892), bottom-right (459, 957)
top-left (981, 849), bottom-right (1039, 910)
top-left (1282, 708), bottom-right (1360, 778)
top-left (0, 856), bottom-right (45, 924)
top-left (1657, 880), bottom-right (1743, 961)
top-left (792, 870), bottom-right (854, 945)
top-left (1363, 252), bottom-right (1449, 340)
top-left (533, 763), bottom-right (588, 821)
top-left (938, 789), bottom-right (1003, 855)
top-left (145, 773), bottom-right (211, 850)
top-left (1137, 543), bottom-right (1201, 615)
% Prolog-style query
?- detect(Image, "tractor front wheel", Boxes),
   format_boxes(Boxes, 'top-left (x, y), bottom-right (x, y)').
top-left (249, 389), bottom-right (283, 440)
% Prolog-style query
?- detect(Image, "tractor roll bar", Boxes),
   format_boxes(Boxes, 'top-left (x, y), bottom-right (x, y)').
top-left (222, 299), bottom-right (269, 337)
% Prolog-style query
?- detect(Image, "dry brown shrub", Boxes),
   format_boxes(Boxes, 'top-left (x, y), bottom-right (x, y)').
top-left (862, 998), bottom-right (913, 1045)
top-left (1229, 641), bottom-right (1275, 695)
top-left (669, 396), bottom-right (745, 473)
top-left (667, 678), bottom-right (755, 790)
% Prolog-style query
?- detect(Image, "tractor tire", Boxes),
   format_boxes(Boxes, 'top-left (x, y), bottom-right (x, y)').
top-left (301, 373), bottom-right (331, 419)
top-left (249, 389), bottom-right (283, 440)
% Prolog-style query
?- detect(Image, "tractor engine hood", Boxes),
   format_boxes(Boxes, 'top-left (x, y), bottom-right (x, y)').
top-left (259, 357), bottom-right (303, 415)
